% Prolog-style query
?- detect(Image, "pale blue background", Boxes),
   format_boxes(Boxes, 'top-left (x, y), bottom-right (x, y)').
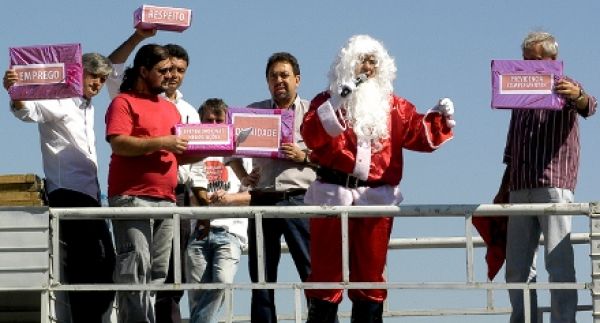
top-left (1, 1), bottom-right (600, 322)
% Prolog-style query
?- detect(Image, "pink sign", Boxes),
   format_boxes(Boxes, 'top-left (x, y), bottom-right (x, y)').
top-left (233, 114), bottom-right (281, 153)
top-left (13, 64), bottom-right (65, 86)
top-left (175, 123), bottom-right (234, 156)
top-left (228, 107), bottom-right (295, 159)
top-left (134, 5), bottom-right (192, 32)
top-left (499, 74), bottom-right (553, 95)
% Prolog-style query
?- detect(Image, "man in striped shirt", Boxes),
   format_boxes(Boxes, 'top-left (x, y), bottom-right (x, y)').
top-left (495, 31), bottom-right (597, 323)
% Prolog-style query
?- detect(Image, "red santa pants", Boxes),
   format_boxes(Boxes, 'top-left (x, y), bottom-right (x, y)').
top-left (305, 216), bottom-right (393, 304)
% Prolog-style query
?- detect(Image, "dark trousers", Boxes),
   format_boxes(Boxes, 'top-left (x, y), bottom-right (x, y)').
top-left (248, 194), bottom-right (311, 323)
top-left (155, 187), bottom-right (191, 323)
top-left (48, 189), bottom-right (116, 323)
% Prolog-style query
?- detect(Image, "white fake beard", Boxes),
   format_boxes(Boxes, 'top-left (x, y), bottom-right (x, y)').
top-left (344, 80), bottom-right (390, 142)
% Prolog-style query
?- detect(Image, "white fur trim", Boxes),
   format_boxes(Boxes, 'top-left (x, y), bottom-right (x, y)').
top-left (305, 180), bottom-right (403, 206)
top-left (352, 138), bottom-right (371, 180)
top-left (423, 110), bottom-right (453, 149)
top-left (317, 100), bottom-right (345, 137)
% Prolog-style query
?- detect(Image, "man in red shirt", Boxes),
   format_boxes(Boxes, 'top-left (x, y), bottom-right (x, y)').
top-left (301, 35), bottom-right (455, 323)
top-left (105, 44), bottom-right (189, 323)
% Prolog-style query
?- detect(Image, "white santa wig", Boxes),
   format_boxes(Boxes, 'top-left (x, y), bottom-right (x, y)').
top-left (328, 34), bottom-right (396, 96)
top-left (328, 35), bottom-right (397, 142)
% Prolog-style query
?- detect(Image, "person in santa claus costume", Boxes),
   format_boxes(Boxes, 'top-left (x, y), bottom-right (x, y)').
top-left (301, 34), bottom-right (455, 323)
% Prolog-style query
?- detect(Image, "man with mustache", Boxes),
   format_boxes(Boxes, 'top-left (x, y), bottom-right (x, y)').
top-left (228, 52), bottom-right (317, 323)
top-left (105, 43), bottom-right (190, 323)
top-left (107, 28), bottom-right (200, 323)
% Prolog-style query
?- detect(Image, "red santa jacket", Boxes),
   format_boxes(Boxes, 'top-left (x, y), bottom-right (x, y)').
top-left (301, 91), bottom-right (453, 186)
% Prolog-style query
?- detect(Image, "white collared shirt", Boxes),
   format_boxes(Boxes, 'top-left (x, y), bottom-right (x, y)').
top-left (12, 97), bottom-right (100, 200)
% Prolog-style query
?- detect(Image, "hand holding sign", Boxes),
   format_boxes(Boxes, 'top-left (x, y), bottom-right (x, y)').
top-left (279, 143), bottom-right (304, 163)
top-left (3, 70), bottom-right (17, 90)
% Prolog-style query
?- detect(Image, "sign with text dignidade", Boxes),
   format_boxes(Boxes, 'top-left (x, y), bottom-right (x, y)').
top-left (229, 107), bottom-right (295, 159)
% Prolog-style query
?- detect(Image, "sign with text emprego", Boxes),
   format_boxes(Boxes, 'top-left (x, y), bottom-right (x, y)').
top-left (8, 43), bottom-right (82, 100)
top-left (13, 64), bottom-right (66, 86)
top-left (134, 5), bottom-right (192, 32)
top-left (491, 60), bottom-right (564, 110)
top-left (229, 107), bottom-right (295, 159)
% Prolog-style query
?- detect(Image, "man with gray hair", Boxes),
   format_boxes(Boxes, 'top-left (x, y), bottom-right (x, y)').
top-left (495, 31), bottom-right (597, 323)
top-left (3, 53), bottom-right (116, 323)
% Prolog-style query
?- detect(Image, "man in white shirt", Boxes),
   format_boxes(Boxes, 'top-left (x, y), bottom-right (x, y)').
top-left (107, 28), bottom-right (200, 323)
top-left (185, 98), bottom-right (250, 323)
top-left (3, 53), bottom-right (115, 323)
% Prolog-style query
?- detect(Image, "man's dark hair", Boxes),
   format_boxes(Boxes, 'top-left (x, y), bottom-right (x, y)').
top-left (265, 52), bottom-right (300, 78)
top-left (120, 44), bottom-right (170, 92)
top-left (198, 98), bottom-right (229, 119)
top-left (164, 44), bottom-right (189, 65)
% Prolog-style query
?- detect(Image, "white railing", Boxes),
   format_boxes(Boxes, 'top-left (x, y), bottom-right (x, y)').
top-left (13, 202), bottom-right (600, 322)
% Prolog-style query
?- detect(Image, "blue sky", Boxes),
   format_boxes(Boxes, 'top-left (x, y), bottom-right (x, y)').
top-left (2, 1), bottom-right (600, 321)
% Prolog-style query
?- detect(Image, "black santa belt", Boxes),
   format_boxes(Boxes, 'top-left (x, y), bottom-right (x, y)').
top-left (316, 167), bottom-right (384, 189)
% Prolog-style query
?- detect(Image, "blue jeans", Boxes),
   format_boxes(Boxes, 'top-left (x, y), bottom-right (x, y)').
top-left (506, 188), bottom-right (576, 323)
top-left (247, 195), bottom-right (311, 323)
top-left (185, 227), bottom-right (243, 323)
top-left (109, 195), bottom-right (175, 323)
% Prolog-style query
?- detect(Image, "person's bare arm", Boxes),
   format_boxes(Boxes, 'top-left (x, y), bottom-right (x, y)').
top-left (108, 28), bottom-right (157, 64)
top-left (108, 134), bottom-right (187, 157)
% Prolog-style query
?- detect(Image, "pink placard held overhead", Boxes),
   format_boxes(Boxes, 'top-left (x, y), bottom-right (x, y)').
top-left (491, 60), bottom-right (564, 110)
top-left (134, 5), bottom-right (192, 32)
top-left (228, 107), bottom-right (295, 159)
top-left (8, 43), bottom-right (82, 100)
top-left (175, 123), bottom-right (235, 156)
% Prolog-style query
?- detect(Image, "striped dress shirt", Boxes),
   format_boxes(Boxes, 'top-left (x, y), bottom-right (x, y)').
top-left (503, 78), bottom-right (597, 192)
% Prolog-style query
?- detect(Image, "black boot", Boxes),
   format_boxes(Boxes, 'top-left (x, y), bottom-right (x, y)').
top-left (351, 300), bottom-right (383, 323)
top-left (306, 298), bottom-right (339, 323)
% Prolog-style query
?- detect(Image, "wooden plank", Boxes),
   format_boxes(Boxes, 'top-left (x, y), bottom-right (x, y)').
top-left (0, 174), bottom-right (41, 185)
top-left (0, 201), bottom-right (45, 207)
top-left (0, 175), bottom-right (43, 192)
top-left (0, 192), bottom-right (42, 201)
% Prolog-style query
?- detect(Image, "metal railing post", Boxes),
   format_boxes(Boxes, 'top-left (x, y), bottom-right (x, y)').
top-left (294, 287), bottom-right (303, 322)
top-left (590, 202), bottom-right (600, 323)
top-left (172, 213), bottom-right (181, 284)
top-left (255, 211), bottom-right (266, 283)
top-left (465, 212), bottom-right (474, 283)
top-left (224, 287), bottom-right (233, 323)
top-left (341, 211), bottom-right (350, 284)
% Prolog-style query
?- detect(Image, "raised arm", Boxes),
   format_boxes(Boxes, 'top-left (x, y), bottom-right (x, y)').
top-left (108, 28), bottom-right (157, 64)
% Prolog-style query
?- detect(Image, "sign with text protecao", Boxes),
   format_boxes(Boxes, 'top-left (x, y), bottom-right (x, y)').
top-left (491, 60), bottom-right (564, 110)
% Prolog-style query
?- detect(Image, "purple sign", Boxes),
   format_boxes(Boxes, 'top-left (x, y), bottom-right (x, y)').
top-left (228, 107), bottom-right (295, 159)
top-left (9, 43), bottom-right (82, 100)
top-left (491, 60), bottom-right (564, 110)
